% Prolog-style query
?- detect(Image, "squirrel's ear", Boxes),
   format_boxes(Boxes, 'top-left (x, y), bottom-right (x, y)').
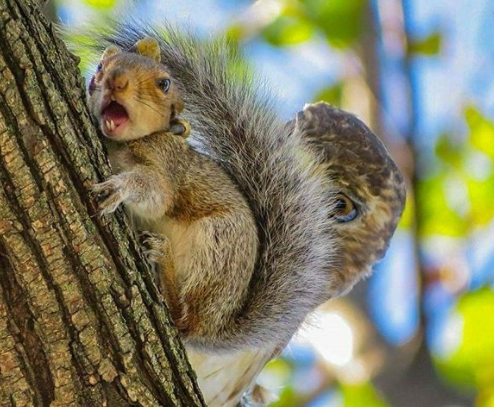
top-left (169, 118), bottom-right (191, 138)
top-left (134, 37), bottom-right (161, 62)
top-left (101, 45), bottom-right (121, 60)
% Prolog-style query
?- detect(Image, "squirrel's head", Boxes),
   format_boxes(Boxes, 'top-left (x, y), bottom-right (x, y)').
top-left (87, 37), bottom-right (184, 142)
top-left (296, 103), bottom-right (407, 295)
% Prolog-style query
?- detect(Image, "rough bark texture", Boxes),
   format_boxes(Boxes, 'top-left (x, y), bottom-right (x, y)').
top-left (0, 0), bottom-right (206, 406)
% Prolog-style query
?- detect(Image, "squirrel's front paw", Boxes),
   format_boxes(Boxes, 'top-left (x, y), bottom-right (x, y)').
top-left (92, 176), bottom-right (127, 215)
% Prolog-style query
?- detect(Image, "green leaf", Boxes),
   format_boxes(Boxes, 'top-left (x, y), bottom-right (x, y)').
top-left (417, 173), bottom-right (467, 237)
top-left (314, 83), bottom-right (343, 106)
top-left (434, 289), bottom-right (494, 390)
top-left (467, 173), bottom-right (494, 226)
top-left (81, 0), bottom-right (118, 8)
top-left (225, 24), bottom-right (245, 43)
top-left (435, 133), bottom-right (463, 169)
top-left (300, 0), bottom-right (367, 48)
top-left (478, 388), bottom-right (494, 407)
top-left (408, 32), bottom-right (442, 55)
top-left (397, 195), bottom-right (413, 229)
top-left (465, 106), bottom-right (494, 160)
top-left (262, 16), bottom-right (314, 47)
top-left (341, 382), bottom-right (390, 407)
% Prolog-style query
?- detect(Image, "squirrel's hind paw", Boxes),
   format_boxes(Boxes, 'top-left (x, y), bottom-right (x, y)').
top-left (140, 232), bottom-right (171, 264)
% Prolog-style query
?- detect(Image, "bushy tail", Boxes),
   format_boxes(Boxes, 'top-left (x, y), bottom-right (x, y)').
top-left (73, 19), bottom-right (337, 349)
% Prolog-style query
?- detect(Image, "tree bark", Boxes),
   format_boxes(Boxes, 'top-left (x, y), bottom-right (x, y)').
top-left (0, 0), bottom-right (205, 406)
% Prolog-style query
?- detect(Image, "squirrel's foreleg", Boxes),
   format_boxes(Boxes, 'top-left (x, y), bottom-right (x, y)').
top-left (93, 170), bottom-right (173, 218)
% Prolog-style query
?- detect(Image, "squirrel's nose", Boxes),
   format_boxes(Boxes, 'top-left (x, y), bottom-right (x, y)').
top-left (106, 69), bottom-right (129, 92)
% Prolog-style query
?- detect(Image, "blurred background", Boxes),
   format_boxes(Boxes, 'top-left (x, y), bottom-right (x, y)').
top-left (48, 0), bottom-right (494, 406)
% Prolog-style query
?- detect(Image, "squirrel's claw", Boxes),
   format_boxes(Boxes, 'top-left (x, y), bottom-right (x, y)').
top-left (91, 177), bottom-right (125, 215)
top-left (140, 232), bottom-right (170, 264)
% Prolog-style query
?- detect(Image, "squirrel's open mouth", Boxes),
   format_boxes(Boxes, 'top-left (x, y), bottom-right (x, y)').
top-left (101, 101), bottom-right (129, 135)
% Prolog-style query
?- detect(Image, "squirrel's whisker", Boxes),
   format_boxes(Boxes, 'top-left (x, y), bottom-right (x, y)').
top-left (133, 96), bottom-right (164, 116)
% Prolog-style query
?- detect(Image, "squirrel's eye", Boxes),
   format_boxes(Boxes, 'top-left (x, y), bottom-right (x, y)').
top-left (96, 62), bottom-right (103, 72)
top-left (157, 78), bottom-right (171, 93)
top-left (333, 194), bottom-right (358, 223)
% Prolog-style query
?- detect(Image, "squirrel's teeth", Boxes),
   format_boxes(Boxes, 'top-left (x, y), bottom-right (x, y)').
top-left (105, 120), bottom-right (116, 131)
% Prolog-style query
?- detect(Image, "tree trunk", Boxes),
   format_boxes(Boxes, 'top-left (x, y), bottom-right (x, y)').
top-left (0, 0), bottom-right (205, 406)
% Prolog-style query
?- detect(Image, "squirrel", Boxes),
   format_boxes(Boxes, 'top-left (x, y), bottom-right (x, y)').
top-left (86, 35), bottom-right (335, 406)
top-left (87, 34), bottom-right (336, 352)
top-left (79, 23), bottom-right (406, 407)
top-left (88, 37), bottom-right (260, 353)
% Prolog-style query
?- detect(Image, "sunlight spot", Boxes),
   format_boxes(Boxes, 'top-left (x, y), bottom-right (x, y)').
top-left (435, 311), bottom-right (463, 360)
top-left (252, 0), bottom-right (283, 22)
top-left (301, 312), bottom-right (354, 367)
top-left (466, 150), bottom-right (493, 181)
top-left (340, 359), bottom-right (370, 384)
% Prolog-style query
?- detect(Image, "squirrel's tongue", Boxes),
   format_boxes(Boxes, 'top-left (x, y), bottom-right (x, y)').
top-left (102, 101), bottom-right (129, 126)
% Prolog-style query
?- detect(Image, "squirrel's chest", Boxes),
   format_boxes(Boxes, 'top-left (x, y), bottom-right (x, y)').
top-left (105, 144), bottom-right (138, 173)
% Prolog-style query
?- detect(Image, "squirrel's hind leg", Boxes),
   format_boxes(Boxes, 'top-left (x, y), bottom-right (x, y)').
top-left (141, 232), bottom-right (183, 325)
